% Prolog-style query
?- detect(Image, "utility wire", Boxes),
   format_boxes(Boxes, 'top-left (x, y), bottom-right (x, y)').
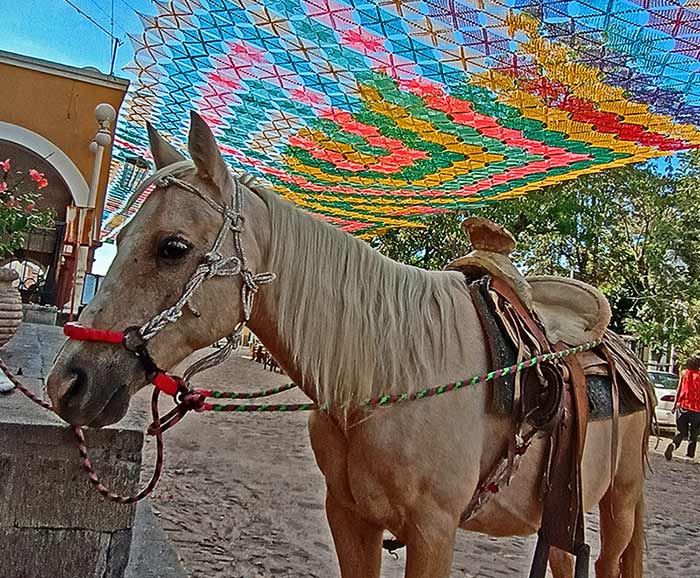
top-left (83, 0), bottom-right (129, 35)
top-left (61, 0), bottom-right (121, 41)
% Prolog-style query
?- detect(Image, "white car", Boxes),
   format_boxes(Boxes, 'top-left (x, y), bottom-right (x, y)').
top-left (649, 371), bottom-right (679, 427)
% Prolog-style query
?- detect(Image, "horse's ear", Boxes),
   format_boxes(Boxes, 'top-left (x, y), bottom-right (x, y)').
top-left (146, 121), bottom-right (185, 169)
top-left (188, 111), bottom-right (232, 197)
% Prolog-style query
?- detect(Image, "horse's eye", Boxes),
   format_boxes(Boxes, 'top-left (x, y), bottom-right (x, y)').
top-left (157, 236), bottom-right (192, 260)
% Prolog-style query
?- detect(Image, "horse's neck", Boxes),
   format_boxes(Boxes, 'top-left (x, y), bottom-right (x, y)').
top-left (245, 193), bottom-right (480, 407)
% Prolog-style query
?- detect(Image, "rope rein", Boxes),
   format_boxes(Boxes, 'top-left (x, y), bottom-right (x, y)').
top-left (3, 338), bottom-right (601, 504)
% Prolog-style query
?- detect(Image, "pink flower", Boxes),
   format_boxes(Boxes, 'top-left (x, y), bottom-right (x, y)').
top-left (0, 159), bottom-right (9, 172)
top-left (25, 203), bottom-right (35, 211)
top-left (5, 200), bottom-right (17, 208)
top-left (0, 182), bottom-right (6, 192)
top-left (37, 178), bottom-right (48, 189)
top-left (29, 169), bottom-right (45, 183)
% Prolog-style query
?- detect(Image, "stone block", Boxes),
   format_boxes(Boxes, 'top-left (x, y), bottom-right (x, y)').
top-left (0, 323), bottom-right (148, 578)
top-left (0, 527), bottom-right (111, 578)
top-left (22, 304), bottom-right (58, 325)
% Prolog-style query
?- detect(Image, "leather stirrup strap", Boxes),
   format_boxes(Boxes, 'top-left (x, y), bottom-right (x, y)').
top-left (490, 277), bottom-right (549, 348)
top-left (601, 343), bottom-right (620, 496)
top-left (539, 347), bottom-right (588, 553)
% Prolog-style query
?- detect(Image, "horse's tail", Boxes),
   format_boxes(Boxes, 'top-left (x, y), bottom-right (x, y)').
top-left (620, 493), bottom-right (645, 578)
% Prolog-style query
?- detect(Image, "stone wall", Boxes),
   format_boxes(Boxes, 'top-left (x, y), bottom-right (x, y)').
top-left (0, 323), bottom-right (146, 578)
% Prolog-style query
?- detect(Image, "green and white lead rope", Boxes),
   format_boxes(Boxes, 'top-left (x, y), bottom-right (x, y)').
top-left (193, 339), bottom-right (602, 412)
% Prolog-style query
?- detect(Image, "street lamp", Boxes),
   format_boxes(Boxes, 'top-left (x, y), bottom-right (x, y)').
top-left (68, 103), bottom-right (116, 320)
top-left (88, 103), bottom-right (116, 241)
top-left (118, 155), bottom-right (150, 192)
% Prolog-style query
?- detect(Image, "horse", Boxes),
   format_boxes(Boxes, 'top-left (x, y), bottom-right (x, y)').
top-left (46, 112), bottom-right (651, 578)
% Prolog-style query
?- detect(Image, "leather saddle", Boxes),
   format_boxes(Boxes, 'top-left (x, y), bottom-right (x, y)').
top-left (446, 217), bottom-right (649, 407)
top-left (446, 217), bottom-right (611, 348)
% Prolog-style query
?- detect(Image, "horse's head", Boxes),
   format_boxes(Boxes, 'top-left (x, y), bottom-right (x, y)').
top-left (47, 112), bottom-right (271, 427)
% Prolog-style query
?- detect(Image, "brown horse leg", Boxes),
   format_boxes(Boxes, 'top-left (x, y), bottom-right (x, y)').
top-left (325, 491), bottom-right (383, 578)
top-left (403, 514), bottom-right (457, 578)
top-left (549, 547), bottom-right (574, 578)
top-left (595, 485), bottom-right (642, 578)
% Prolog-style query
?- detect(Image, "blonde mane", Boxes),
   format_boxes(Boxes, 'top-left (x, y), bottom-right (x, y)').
top-left (252, 185), bottom-right (468, 408)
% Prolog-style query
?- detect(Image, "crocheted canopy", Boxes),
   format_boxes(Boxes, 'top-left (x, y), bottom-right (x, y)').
top-left (103, 0), bottom-right (700, 239)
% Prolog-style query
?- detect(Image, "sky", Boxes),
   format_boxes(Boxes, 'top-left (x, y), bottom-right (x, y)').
top-left (0, 0), bottom-right (688, 273)
top-left (0, 0), bottom-right (152, 76)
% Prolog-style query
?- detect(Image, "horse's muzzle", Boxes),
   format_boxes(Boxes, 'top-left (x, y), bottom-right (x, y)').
top-left (46, 344), bottom-right (136, 427)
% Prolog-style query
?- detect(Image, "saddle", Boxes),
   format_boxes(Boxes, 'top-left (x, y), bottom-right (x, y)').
top-left (446, 218), bottom-right (652, 574)
top-left (446, 218), bottom-right (611, 348)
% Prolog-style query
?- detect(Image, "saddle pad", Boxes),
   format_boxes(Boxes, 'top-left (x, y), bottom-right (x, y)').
top-left (468, 277), bottom-right (518, 415)
top-left (586, 375), bottom-right (646, 421)
top-left (528, 276), bottom-right (611, 347)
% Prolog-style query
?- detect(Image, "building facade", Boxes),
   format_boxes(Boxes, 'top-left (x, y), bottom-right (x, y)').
top-left (0, 50), bottom-right (128, 309)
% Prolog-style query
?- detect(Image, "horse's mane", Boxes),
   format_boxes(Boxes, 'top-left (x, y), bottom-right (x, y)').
top-left (251, 184), bottom-right (467, 408)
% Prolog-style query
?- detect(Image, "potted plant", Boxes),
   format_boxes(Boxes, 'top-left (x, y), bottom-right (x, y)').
top-left (0, 158), bottom-right (55, 348)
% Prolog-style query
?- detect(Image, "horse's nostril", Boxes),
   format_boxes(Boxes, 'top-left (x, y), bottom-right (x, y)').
top-left (63, 367), bottom-right (88, 405)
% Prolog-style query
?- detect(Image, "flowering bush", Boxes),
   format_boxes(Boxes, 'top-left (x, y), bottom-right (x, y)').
top-left (0, 159), bottom-right (55, 258)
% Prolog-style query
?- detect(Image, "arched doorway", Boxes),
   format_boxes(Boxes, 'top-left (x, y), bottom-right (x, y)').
top-left (0, 122), bottom-right (88, 207)
top-left (3, 259), bottom-right (46, 304)
top-left (0, 123), bottom-right (88, 306)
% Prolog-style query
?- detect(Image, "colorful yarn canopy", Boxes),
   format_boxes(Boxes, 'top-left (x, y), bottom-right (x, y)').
top-left (103, 0), bottom-right (700, 239)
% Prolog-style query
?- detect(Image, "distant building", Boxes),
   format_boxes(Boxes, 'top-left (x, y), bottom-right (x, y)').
top-left (0, 50), bottom-right (128, 309)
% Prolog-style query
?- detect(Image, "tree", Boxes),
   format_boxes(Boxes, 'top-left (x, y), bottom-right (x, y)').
top-left (371, 158), bottom-right (700, 358)
top-left (369, 212), bottom-right (470, 270)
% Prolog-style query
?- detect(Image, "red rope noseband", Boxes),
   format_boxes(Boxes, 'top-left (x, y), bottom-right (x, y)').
top-left (63, 323), bottom-right (183, 398)
top-left (64, 322), bottom-right (124, 344)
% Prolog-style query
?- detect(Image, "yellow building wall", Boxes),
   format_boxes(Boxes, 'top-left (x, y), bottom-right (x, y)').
top-left (0, 60), bottom-right (128, 217)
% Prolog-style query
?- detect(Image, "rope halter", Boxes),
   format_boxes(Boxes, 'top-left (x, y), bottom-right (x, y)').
top-left (64, 166), bottom-right (275, 400)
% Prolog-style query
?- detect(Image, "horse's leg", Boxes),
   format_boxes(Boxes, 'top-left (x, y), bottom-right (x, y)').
top-left (595, 484), bottom-right (643, 578)
top-left (549, 547), bottom-right (574, 578)
top-left (325, 491), bottom-right (383, 578)
top-left (309, 412), bottom-right (383, 578)
top-left (619, 494), bottom-right (644, 578)
top-left (403, 513), bottom-right (458, 578)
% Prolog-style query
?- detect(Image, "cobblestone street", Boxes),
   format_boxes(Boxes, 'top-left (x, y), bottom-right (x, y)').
top-left (136, 347), bottom-right (700, 578)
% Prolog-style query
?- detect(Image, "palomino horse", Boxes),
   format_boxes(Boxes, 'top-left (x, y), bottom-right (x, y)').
top-left (47, 112), bottom-right (650, 578)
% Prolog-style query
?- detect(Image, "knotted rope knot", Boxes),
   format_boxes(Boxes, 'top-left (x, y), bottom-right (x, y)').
top-left (179, 389), bottom-right (207, 412)
top-left (243, 271), bottom-right (276, 292)
top-left (145, 383), bottom-right (206, 436)
top-left (241, 271), bottom-right (276, 320)
top-left (203, 250), bottom-right (223, 265)
top-left (224, 210), bottom-right (245, 231)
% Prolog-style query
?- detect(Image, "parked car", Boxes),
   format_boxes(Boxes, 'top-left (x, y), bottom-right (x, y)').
top-left (649, 371), bottom-right (679, 427)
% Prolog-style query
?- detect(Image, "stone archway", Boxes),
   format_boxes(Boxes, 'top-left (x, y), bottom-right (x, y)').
top-left (0, 123), bottom-right (87, 307)
top-left (0, 122), bottom-right (88, 207)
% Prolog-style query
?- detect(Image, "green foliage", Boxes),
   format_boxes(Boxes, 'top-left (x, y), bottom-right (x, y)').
top-left (371, 156), bottom-right (700, 356)
top-left (370, 212), bottom-right (470, 270)
top-left (0, 160), bottom-right (55, 259)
